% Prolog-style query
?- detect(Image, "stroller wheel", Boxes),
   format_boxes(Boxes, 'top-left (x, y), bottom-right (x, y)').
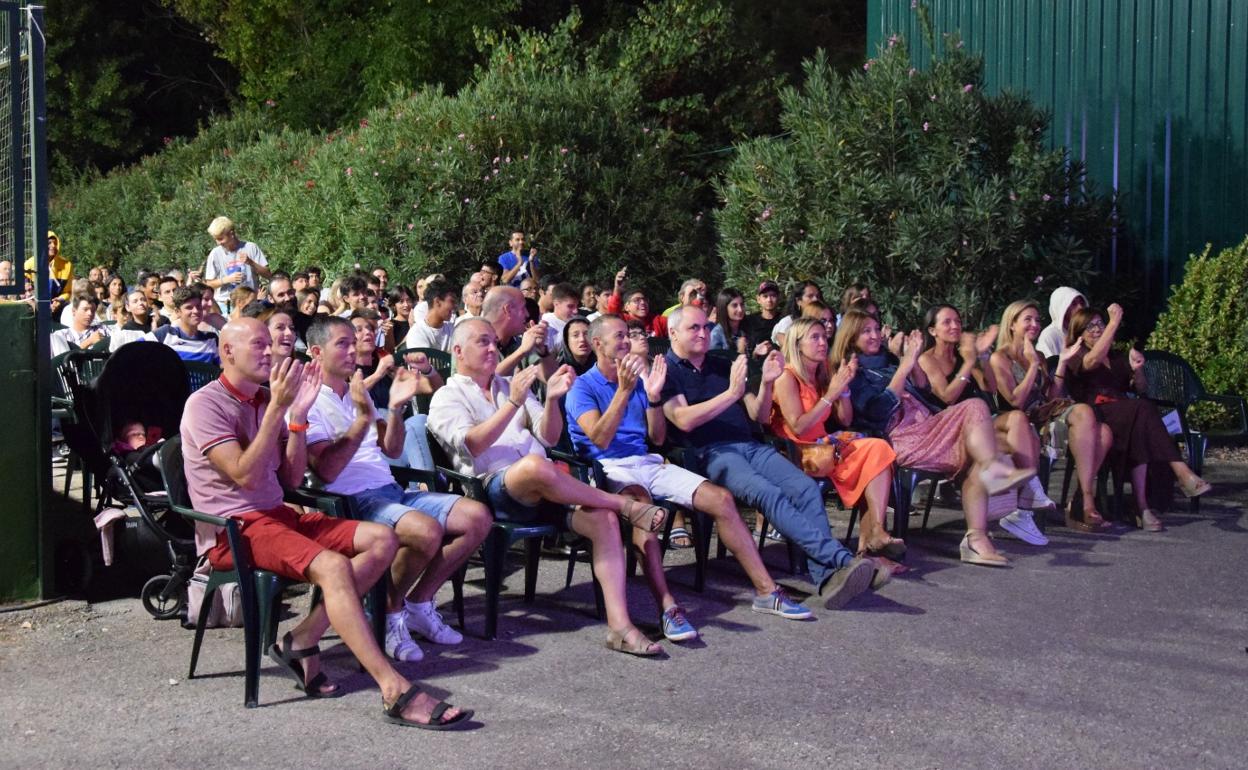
top-left (141, 574), bottom-right (186, 620)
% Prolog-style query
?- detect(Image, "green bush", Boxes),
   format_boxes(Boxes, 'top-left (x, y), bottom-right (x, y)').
top-left (1148, 237), bottom-right (1248, 400)
top-left (715, 32), bottom-right (1113, 327)
top-left (50, 14), bottom-right (713, 297)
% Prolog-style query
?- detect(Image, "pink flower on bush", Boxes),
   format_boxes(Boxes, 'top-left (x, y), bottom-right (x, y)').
top-left (758, 207), bottom-right (773, 222)
top-left (908, 68), bottom-right (917, 77)
top-left (1033, 275), bottom-right (1044, 285)
top-left (407, 223), bottom-right (415, 230)
top-left (1042, 194), bottom-right (1052, 201)
top-left (162, 136), bottom-right (173, 146)
top-left (888, 35), bottom-right (899, 47)
top-left (345, 167), bottom-right (353, 176)
top-left (560, 147), bottom-right (569, 155)
top-left (962, 84), bottom-right (973, 93)
top-left (264, 99), bottom-right (276, 107)
top-left (504, 156), bottom-right (511, 163)
top-left (863, 60), bottom-right (872, 71)
top-left (1009, 192), bottom-right (1017, 201)
top-left (463, 197), bottom-right (471, 203)
top-left (492, 156), bottom-right (500, 164)
top-left (930, 94), bottom-right (937, 101)
top-left (922, 122), bottom-right (929, 132)
top-left (489, 114), bottom-right (496, 120)
top-left (373, 171), bottom-right (379, 177)
top-left (643, 127), bottom-right (651, 133)
top-left (457, 133), bottom-right (466, 140)
top-left (359, 119), bottom-right (369, 127)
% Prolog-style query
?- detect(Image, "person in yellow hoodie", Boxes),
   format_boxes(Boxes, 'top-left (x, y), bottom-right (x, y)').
top-left (25, 231), bottom-right (73, 315)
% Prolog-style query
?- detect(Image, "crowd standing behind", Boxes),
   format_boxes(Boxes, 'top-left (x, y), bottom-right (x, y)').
top-left (28, 217), bottom-right (1215, 730)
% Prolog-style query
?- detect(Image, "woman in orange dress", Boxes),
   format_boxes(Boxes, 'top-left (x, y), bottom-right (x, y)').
top-left (771, 317), bottom-right (902, 558)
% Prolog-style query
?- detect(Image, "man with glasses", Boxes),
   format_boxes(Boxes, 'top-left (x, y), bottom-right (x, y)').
top-left (659, 305), bottom-right (878, 610)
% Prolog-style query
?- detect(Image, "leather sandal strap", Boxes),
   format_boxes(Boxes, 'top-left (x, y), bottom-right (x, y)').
top-left (385, 684), bottom-right (423, 717)
top-left (429, 702), bottom-right (451, 723)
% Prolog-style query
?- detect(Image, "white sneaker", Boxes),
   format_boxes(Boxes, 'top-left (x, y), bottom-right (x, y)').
top-left (385, 613), bottom-right (424, 662)
top-left (404, 600), bottom-right (463, 645)
top-left (1017, 476), bottom-right (1056, 511)
top-left (999, 510), bottom-right (1049, 546)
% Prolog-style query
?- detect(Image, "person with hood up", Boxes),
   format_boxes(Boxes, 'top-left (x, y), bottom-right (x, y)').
top-left (25, 231), bottom-right (73, 316)
top-left (1036, 287), bottom-right (1087, 358)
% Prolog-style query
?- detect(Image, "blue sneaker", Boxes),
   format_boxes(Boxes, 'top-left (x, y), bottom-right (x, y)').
top-left (660, 605), bottom-right (698, 642)
top-left (751, 588), bottom-right (813, 620)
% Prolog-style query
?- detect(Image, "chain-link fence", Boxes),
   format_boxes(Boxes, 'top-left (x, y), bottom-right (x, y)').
top-left (0, 2), bottom-right (31, 296)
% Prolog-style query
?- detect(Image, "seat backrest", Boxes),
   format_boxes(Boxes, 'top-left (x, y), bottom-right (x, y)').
top-left (1142, 349), bottom-right (1203, 408)
top-left (648, 337), bottom-right (672, 357)
top-left (185, 361), bottom-right (222, 393)
top-left (157, 435), bottom-right (192, 509)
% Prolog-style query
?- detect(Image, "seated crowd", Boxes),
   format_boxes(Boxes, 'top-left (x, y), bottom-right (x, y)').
top-left (48, 219), bottom-right (1215, 729)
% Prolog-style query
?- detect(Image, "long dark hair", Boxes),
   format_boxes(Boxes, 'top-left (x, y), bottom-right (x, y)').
top-left (715, 288), bottom-right (744, 338)
top-left (921, 304), bottom-right (960, 352)
top-left (784, 281), bottom-right (823, 320)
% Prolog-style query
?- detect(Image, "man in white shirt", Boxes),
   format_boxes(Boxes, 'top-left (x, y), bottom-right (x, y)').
top-left (51, 293), bottom-right (109, 355)
top-left (203, 216), bottom-right (271, 309)
top-left (427, 318), bottom-right (667, 656)
top-left (459, 281), bottom-right (485, 320)
top-left (305, 316), bottom-right (490, 663)
top-left (540, 282), bottom-right (581, 355)
top-left (403, 279), bottom-right (456, 353)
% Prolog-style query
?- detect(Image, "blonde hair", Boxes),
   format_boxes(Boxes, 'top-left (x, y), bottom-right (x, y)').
top-left (831, 308), bottom-right (876, 364)
top-left (782, 317), bottom-right (830, 391)
top-left (996, 299), bottom-right (1042, 350)
top-left (206, 216), bottom-right (234, 239)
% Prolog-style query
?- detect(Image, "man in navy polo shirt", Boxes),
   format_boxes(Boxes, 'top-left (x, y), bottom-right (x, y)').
top-left (566, 315), bottom-right (811, 638)
top-left (659, 305), bottom-right (876, 609)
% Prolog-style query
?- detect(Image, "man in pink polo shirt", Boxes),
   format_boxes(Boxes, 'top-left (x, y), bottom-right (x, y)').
top-left (180, 317), bottom-right (471, 729)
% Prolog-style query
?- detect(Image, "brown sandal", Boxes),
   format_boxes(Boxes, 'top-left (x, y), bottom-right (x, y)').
top-left (618, 499), bottom-right (667, 532)
top-left (605, 627), bottom-right (662, 657)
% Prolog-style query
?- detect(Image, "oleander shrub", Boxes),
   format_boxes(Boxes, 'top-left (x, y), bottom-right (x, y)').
top-left (716, 29), bottom-right (1114, 327)
top-left (1148, 238), bottom-right (1248, 406)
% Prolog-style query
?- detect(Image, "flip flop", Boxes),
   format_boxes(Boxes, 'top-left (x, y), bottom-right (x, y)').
top-left (267, 632), bottom-right (343, 698)
top-left (383, 685), bottom-right (473, 730)
top-left (667, 526), bottom-right (693, 549)
top-left (619, 499), bottom-right (667, 533)
top-left (860, 536), bottom-right (906, 560)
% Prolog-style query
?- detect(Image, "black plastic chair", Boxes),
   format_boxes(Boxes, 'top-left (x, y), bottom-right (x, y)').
top-left (399, 347), bottom-right (451, 414)
top-left (1143, 349), bottom-right (1248, 472)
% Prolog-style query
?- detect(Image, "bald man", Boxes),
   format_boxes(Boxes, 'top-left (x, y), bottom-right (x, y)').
top-left (179, 318), bottom-right (471, 727)
top-left (480, 285), bottom-right (555, 377)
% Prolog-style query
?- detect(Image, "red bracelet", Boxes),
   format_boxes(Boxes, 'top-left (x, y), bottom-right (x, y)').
top-left (288, 422), bottom-right (309, 432)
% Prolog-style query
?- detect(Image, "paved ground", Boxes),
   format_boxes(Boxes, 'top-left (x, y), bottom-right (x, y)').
top-left (2, 456), bottom-right (1246, 769)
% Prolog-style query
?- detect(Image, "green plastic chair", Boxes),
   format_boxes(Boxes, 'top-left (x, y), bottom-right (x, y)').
top-left (158, 436), bottom-right (339, 708)
top-left (425, 428), bottom-right (562, 640)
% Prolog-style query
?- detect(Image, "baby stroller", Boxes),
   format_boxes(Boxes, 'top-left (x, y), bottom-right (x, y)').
top-left (70, 341), bottom-right (195, 619)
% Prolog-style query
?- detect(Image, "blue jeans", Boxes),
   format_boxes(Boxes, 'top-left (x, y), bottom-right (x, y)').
top-left (695, 440), bottom-right (852, 588)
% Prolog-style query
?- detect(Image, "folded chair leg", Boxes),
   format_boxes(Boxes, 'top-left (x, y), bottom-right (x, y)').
top-left (692, 511), bottom-right (710, 593)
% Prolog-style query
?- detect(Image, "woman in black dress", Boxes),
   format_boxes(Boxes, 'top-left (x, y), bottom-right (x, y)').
top-left (1064, 304), bottom-right (1212, 531)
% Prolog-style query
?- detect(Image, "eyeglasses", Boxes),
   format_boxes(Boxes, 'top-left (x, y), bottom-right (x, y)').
top-left (627, 330), bottom-right (647, 339)
top-left (1085, 321), bottom-right (1106, 331)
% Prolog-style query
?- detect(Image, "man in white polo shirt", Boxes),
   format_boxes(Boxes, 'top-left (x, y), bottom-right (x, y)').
top-left (304, 316), bottom-right (490, 662)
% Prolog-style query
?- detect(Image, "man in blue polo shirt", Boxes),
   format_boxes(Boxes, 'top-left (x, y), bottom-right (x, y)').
top-left (146, 286), bottom-right (219, 364)
top-left (566, 315), bottom-right (811, 640)
top-left (659, 305), bottom-right (877, 609)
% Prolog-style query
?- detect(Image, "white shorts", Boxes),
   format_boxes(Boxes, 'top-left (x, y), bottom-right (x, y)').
top-left (596, 453), bottom-right (706, 508)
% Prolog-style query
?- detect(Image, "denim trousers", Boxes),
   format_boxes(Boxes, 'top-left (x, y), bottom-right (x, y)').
top-left (694, 440), bottom-right (851, 587)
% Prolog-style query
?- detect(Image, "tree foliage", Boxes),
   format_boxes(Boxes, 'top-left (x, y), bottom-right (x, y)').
top-left (46, 0), bottom-right (235, 184)
top-left (716, 35), bottom-right (1114, 328)
top-left (51, 14), bottom-right (713, 299)
top-left (163, 0), bottom-right (516, 130)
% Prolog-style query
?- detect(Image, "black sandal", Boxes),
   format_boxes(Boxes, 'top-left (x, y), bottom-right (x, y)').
top-left (383, 684), bottom-right (473, 730)
top-left (267, 632), bottom-right (343, 698)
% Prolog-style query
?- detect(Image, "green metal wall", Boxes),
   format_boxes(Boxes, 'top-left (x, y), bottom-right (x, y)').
top-left (868, 0), bottom-right (1248, 307)
top-left (0, 302), bottom-right (42, 601)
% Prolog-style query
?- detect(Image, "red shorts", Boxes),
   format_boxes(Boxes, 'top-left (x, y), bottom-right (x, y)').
top-left (206, 505), bottom-right (359, 581)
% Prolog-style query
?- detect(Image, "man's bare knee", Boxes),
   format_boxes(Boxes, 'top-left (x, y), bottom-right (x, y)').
top-left (395, 511), bottom-right (443, 550)
top-left (355, 521), bottom-right (399, 560)
top-left (695, 482), bottom-right (736, 518)
top-left (305, 549), bottom-right (354, 590)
